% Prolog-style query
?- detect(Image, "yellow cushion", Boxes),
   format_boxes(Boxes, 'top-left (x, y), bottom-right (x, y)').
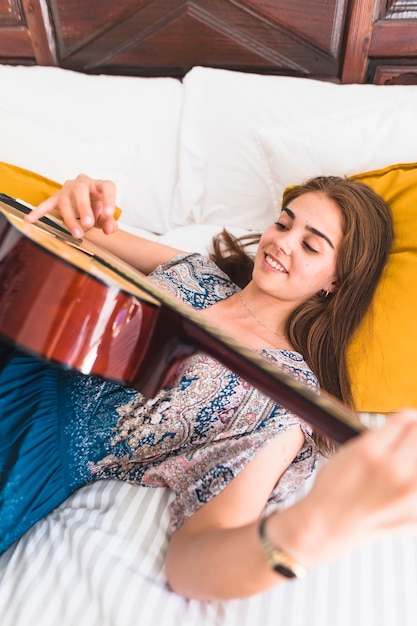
top-left (0, 161), bottom-right (121, 220)
top-left (347, 162), bottom-right (417, 412)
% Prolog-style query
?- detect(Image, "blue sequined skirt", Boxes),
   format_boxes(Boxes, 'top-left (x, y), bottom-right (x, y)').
top-left (0, 342), bottom-right (136, 554)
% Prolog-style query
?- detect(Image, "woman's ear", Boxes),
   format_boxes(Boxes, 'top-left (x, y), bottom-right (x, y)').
top-left (324, 279), bottom-right (339, 294)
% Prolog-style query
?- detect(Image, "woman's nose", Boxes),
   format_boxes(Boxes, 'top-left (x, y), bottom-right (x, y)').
top-left (276, 232), bottom-right (293, 255)
top-left (279, 241), bottom-right (290, 255)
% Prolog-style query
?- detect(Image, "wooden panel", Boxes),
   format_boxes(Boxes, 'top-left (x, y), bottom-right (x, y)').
top-left (385, 0), bottom-right (417, 18)
top-left (22, 0), bottom-right (58, 64)
top-left (0, 29), bottom-right (33, 60)
top-left (51, 0), bottom-right (348, 78)
top-left (370, 20), bottom-right (417, 56)
top-left (0, 0), bottom-right (31, 59)
top-left (341, 0), bottom-right (377, 83)
top-left (1, 0), bottom-right (417, 84)
top-left (373, 65), bottom-right (417, 84)
top-left (368, 2), bottom-right (417, 83)
top-left (342, 0), bottom-right (417, 83)
top-left (241, 0), bottom-right (347, 55)
top-left (48, 0), bottom-right (137, 57)
top-left (0, 0), bottom-right (57, 64)
top-left (0, 0), bottom-right (25, 23)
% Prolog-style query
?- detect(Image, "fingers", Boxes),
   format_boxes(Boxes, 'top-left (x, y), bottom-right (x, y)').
top-left (306, 408), bottom-right (417, 525)
top-left (373, 409), bottom-right (417, 490)
top-left (340, 409), bottom-right (417, 491)
top-left (55, 179), bottom-right (93, 237)
top-left (353, 408), bottom-right (417, 460)
top-left (90, 178), bottom-right (118, 220)
top-left (25, 174), bottom-right (118, 238)
top-left (26, 194), bottom-right (60, 223)
top-left (331, 409), bottom-right (417, 528)
top-left (98, 215), bottom-right (119, 235)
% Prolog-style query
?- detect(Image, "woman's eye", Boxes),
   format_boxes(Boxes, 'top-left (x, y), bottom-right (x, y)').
top-left (303, 241), bottom-right (319, 254)
top-left (275, 222), bottom-right (319, 253)
top-left (275, 221), bottom-right (287, 231)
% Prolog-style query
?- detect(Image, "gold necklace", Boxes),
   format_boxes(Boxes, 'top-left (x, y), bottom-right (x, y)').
top-left (238, 291), bottom-right (287, 340)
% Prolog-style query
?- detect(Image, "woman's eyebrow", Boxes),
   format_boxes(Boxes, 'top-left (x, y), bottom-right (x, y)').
top-left (282, 206), bottom-right (335, 249)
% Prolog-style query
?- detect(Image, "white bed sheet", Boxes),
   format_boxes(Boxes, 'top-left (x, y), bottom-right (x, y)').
top-left (1, 477), bottom-right (417, 626)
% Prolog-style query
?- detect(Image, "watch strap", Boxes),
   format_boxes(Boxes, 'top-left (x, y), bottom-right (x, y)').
top-left (258, 516), bottom-right (307, 579)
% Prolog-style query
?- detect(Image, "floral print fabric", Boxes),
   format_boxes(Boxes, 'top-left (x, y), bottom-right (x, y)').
top-left (90, 254), bottom-right (320, 530)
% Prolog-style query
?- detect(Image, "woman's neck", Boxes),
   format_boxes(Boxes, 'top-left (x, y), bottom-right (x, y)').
top-left (199, 288), bottom-right (293, 352)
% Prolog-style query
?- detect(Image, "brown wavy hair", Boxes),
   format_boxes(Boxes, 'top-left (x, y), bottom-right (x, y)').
top-left (210, 176), bottom-right (394, 454)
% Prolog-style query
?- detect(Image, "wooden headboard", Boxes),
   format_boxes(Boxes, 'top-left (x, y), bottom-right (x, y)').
top-left (2, 0), bottom-right (417, 84)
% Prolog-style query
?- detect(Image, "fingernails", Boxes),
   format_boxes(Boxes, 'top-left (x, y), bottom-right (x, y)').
top-left (104, 205), bottom-right (115, 216)
top-left (82, 215), bottom-right (95, 228)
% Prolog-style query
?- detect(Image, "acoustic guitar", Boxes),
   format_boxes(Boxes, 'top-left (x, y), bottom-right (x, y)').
top-left (0, 193), bottom-right (364, 444)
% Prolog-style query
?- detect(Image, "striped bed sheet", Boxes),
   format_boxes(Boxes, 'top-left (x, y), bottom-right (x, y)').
top-left (1, 477), bottom-right (417, 626)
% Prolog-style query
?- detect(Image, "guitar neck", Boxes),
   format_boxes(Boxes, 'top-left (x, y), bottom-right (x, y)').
top-left (0, 193), bottom-right (75, 238)
top-left (180, 318), bottom-right (365, 444)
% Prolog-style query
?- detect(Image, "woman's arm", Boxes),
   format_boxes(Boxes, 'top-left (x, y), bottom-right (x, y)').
top-left (166, 426), bottom-right (306, 600)
top-left (84, 227), bottom-right (184, 275)
top-left (166, 410), bottom-right (417, 601)
top-left (25, 174), bottom-right (185, 274)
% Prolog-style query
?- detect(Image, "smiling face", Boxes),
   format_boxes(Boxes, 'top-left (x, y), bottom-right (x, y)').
top-left (252, 191), bottom-right (343, 305)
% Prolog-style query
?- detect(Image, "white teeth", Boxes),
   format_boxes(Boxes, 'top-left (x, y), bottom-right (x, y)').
top-left (265, 254), bottom-right (286, 272)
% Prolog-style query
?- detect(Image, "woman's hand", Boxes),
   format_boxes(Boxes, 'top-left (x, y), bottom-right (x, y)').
top-left (24, 172), bottom-right (183, 274)
top-left (25, 174), bottom-right (118, 238)
top-left (268, 409), bottom-right (417, 570)
top-left (165, 411), bottom-right (417, 601)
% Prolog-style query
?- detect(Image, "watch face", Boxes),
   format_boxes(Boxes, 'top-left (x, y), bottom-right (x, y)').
top-left (272, 562), bottom-right (297, 579)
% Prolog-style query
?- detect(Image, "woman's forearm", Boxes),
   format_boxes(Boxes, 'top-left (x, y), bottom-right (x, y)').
top-left (166, 519), bottom-right (279, 600)
top-left (85, 227), bottom-right (183, 275)
top-left (165, 503), bottom-right (318, 601)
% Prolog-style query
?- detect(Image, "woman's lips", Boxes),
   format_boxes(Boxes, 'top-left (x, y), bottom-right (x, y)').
top-left (264, 253), bottom-right (287, 273)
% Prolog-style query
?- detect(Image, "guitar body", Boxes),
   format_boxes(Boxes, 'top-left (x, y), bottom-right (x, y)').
top-left (0, 194), bottom-right (363, 443)
top-left (0, 195), bottom-right (195, 394)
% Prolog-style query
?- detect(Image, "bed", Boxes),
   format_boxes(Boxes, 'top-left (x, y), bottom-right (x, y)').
top-left (1, 4), bottom-right (417, 624)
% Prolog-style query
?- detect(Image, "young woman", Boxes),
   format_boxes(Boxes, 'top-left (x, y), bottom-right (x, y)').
top-left (1, 173), bottom-right (417, 602)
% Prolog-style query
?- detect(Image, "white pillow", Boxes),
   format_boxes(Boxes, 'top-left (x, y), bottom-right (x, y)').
top-left (0, 105), bottom-right (139, 205)
top-left (175, 67), bottom-right (417, 230)
top-left (0, 65), bottom-right (183, 233)
top-left (158, 224), bottom-right (253, 255)
top-left (257, 98), bottom-right (417, 207)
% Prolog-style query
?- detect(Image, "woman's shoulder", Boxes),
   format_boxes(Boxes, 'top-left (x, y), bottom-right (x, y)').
top-left (149, 252), bottom-right (239, 309)
top-left (151, 252), bottom-right (229, 279)
top-left (261, 349), bottom-right (319, 390)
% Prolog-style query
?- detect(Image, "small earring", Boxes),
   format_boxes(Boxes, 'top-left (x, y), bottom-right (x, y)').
top-left (321, 289), bottom-right (330, 298)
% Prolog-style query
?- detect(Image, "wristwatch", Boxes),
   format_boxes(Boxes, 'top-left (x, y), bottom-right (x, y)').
top-left (258, 516), bottom-right (307, 579)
